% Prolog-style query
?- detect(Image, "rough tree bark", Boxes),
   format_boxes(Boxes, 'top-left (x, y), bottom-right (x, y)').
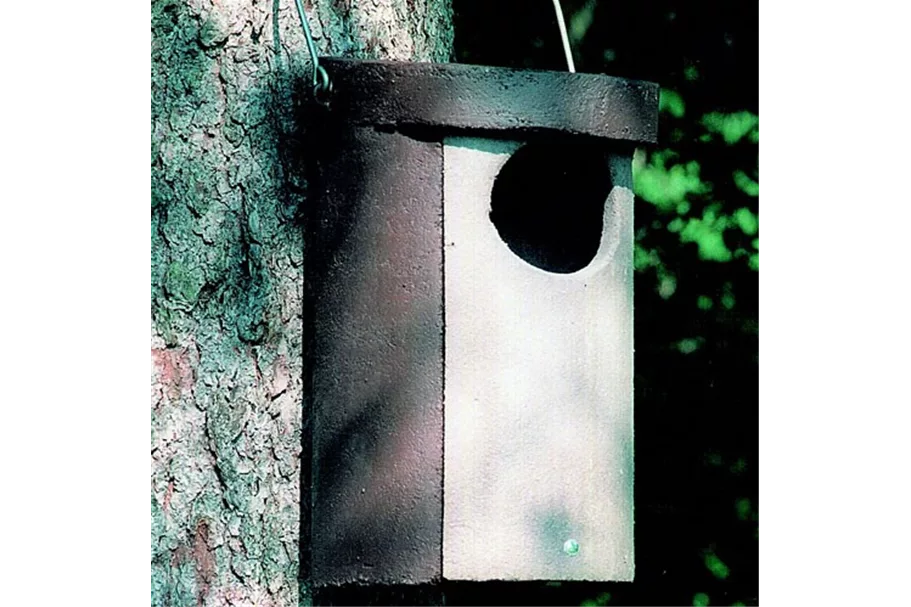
top-left (151, 1), bottom-right (453, 605)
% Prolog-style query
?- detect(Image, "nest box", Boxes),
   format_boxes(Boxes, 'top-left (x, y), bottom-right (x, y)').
top-left (305, 59), bottom-right (658, 585)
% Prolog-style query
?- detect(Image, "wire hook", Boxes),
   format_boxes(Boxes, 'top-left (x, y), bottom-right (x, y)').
top-left (293, 0), bottom-right (332, 99)
top-left (295, 0), bottom-right (572, 100)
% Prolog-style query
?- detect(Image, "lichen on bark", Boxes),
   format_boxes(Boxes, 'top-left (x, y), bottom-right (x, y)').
top-left (151, 1), bottom-right (452, 604)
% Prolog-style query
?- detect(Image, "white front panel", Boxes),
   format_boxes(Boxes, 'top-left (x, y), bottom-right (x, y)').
top-left (442, 137), bottom-right (634, 581)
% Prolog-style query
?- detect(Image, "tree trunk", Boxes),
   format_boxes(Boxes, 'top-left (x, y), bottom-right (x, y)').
top-left (151, 1), bottom-right (453, 605)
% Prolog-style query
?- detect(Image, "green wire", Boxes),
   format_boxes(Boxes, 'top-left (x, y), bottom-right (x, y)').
top-left (293, 0), bottom-right (330, 94)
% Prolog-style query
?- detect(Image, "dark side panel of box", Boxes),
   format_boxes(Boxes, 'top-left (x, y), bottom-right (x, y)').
top-left (306, 126), bottom-right (444, 586)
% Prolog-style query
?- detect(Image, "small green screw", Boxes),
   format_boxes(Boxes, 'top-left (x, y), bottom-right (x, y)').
top-left (563, 539), bottom-right (580, 556)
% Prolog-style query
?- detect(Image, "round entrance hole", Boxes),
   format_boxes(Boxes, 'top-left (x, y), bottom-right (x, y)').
top-left (489, 142), bottom-right (613, 274)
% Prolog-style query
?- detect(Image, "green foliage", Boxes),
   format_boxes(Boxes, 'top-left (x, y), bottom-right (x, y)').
top-left (702, 111), bottom-right (759, 145)
top-left (660, 88), bottom-right (686, 118)
top-left (581, 591), bottom-right (612, 606)
top-left (635, 243), bottom-right (682, 300)
top-left (679, 208), bottom-right (733, 262)
top-left (704, 551), bottom-right (731, 580)
top-left (635, 100), bottom-right (759, 273)
top-left (633, 244), bottom-right (657, 271)
top-left (638, 95), bottom-right (757, 225)
top-left (733, 171), bottom-right (759, 197)
top-left (732, 208), bottom-right (759, 235)
top-left (677, 337), bottom-right (704, 354)
top-left (569, 0), bottom-right (597, 43)
top-left (721, 283), bottom-right (736, 310)
top-left (705, 451), bottom-right (724, 467)
top-left (693, 592), bottom-right (711, 606)
top-left (634, 150), bottom-right (708, 212)
top-left (735, 498), bottom-right (752, 521)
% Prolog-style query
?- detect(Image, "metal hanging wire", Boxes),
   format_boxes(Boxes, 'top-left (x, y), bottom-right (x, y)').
top-left (551, 0), bottom-right (576, 72)
top-left (293, 0), bottom-right (331, 98)
top-left (294, 0), bottom-right (576, 99)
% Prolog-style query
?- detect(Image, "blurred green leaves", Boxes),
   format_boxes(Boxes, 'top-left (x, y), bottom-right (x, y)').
top-left (634, 90), bottom-right (759, 275)
top-left (679, 207), bottom-right (733, 262)
top-left (704, 551), bottom-right (731, 580)
top-left (635, 150), bottom-right (707, 212)
top-left (569, 0), bottom-right (598, 44)
top-left (693, 592), bottom-right (710, 606)
top-left (732, 208), bottom-right (758, 235)
top-left (733, 171), bottom-right (759, 197)
top-left (735, 498), bottom-right (752, 521)
top-left (661, 88), bottom-right (687, 118)
top-left (677, 337), bottom-right (705, 354)
top-left (580, 591), bottom-right (612, 606)
top-left (702, 111), bottom-right (759, 145)
top-left (634, 243), bottom-right (679, 300)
